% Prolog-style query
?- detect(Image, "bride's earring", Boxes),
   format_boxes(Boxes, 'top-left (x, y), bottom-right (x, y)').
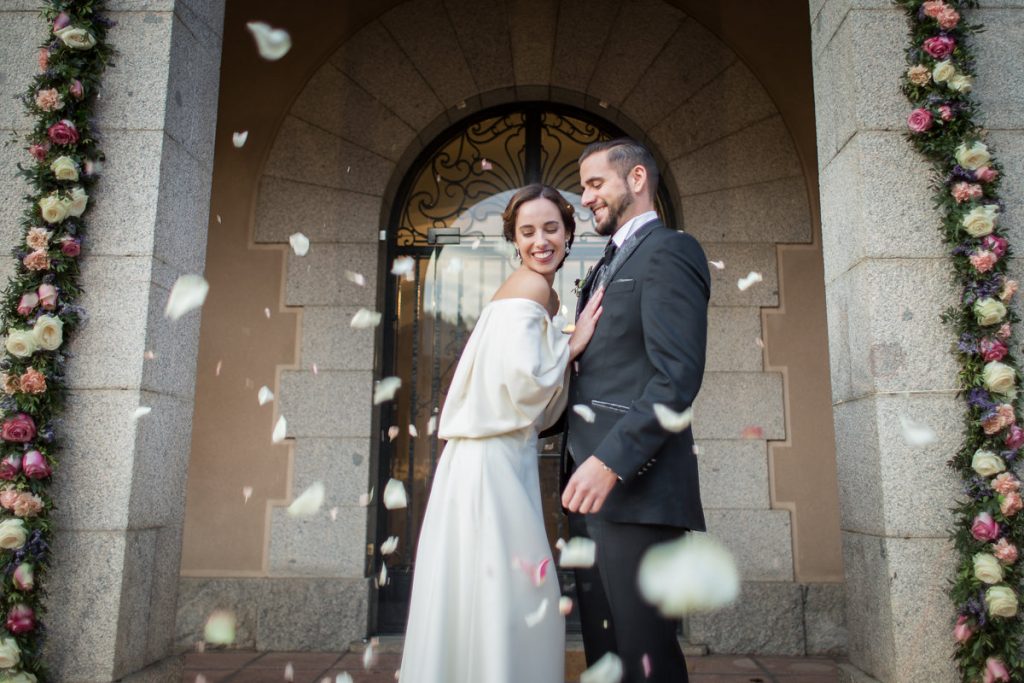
top-left (514, 248), bottom-right (522, 262)
top-left (565, 244), bottom-right (571, 257)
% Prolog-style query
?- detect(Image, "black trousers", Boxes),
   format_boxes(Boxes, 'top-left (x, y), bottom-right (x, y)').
top-left (569, 513), bottom-right (689, 683)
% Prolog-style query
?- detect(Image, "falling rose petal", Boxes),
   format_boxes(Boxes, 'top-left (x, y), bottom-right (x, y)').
top-left (653, 404), bottom-right (693, 433)
top-left (692, 444), bottom-right (701, 456)
top-left (336, 674), bottom-right (354, 683)
top-left (345, 271), bottom-right (366, 286)
top-left (535, 557), bottom-right (550, 586)
top-left (387, 426), bottom-right (400, 442)
top-left (289, 232), bottom-right (310, 256)
top-left (165, 274), bottom-right (209, 320)
top-left (427, 416), bottom-right (437, 436)
top-left (358, 487), bottom-right (374, 507)
top-left (755, 337), bottom-right (765, 348)
top-left (231, 131), bottom-right (248, 148)
top-left (580, 652), bottom-right (624, 683)
top-left (329, 507), bottom-right (339, 521)
top-left (287, 481), bottom-right (325, 517)
top-left (380, 536), bottom-right (399, 555)
top-left (363, 642), bottom-right (378, 669)
top-left (558, 596), bottom-right (573, 615)
top-left (133, 406), bottom-right (151, 420)
top-left (284, 663), bottom-right (294, 682)
top-left (737, 271), bottom-right (763, 292)
top-left (143, 350), bottom-right (156, 360)
top-left (351, 309), bottom-right (383, 329)
top-left (408, 424), bottom-right (418, 437)
top-left (638, 533), bottom-right (739, 616)
top-left (195, 675), bottom-right (207, 683)
top-left (264, 307), bottom-right (271, 319)
top-left (203, 610), bottom-right (237, 645)
top-left (383, 478), bottom-right (408, 510)
top-left (246, 21), bottom-right (292, 60)
top-left (598, 99), bottom-right (610, 109)
top-left (642, 654), bottom-right (652, 679)
top-left (391, 256), bottom-right (415, 277)
top-left (257, 386), bottom-right (274, 405)
top-left (739, 425), bottom-right (764, 440)
top-left (312, 363), bottom-right (319, 376)
top-left (558, 537), bottom-right (597, 568)
top-left (480, 158), bottom-right (493, 171)
top-left (573, 404), bottom-right (596, 424)
top-left (216, 214), bottom-right (222, 224)
top-left (374, 377), bottom-right (402, 404)
top-left (708, 260), bottom-right (725, 270)
top-left (215, 360), bottom-right (223, 376)
top-left (272, 415), bottom-right (287, 443)
top-left (899, 416), bottom-right (938, 447)
top-left (471, 236), bottom-right (482, 250)
top-left (525, 598), bottom-right (548, 627)
top-left (378, 562), bottom-right (388, 587)
top-left (242, 486), bottom-right (253, 503)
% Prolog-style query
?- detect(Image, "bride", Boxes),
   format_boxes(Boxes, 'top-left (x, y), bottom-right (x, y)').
top-left (398, 184), bottom-right (604, 682)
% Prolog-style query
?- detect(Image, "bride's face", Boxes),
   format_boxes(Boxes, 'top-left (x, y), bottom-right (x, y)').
top-left (514, 198), bottom-right (568, 277)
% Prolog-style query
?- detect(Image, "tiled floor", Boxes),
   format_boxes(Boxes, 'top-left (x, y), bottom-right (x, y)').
top-left (183, 651), bottom-right (843, 683)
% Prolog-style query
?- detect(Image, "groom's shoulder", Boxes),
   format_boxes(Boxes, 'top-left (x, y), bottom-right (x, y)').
top-left (649, 225), bottom-right (706, 260)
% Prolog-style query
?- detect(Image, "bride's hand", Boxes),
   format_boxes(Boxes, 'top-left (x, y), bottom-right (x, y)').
top-left (569, 289), bottom-right (603, 360)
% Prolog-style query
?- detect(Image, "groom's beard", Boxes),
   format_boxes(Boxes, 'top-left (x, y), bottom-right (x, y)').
top-left (594, 189), bottom-right (634, 237)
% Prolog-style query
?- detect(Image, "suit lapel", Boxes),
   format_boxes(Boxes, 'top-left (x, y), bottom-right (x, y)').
top-left (598, 219), bottom-right (662, 289)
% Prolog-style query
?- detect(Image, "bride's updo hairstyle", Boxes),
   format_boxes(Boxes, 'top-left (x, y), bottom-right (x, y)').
top-left (501, 184), bottom-right (577, 270)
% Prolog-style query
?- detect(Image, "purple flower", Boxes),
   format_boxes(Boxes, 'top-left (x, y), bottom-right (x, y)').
top-left (968, 388), bottom-right (996, 411)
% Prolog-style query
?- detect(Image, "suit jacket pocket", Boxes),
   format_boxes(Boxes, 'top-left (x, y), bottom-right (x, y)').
top-left (605, 278), bottom-right (635, 294)
top-left (592, 400), bottom-right (629, 414)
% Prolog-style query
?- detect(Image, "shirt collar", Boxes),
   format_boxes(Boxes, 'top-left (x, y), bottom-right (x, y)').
top-left (612, 210), bottom-right (659, 248)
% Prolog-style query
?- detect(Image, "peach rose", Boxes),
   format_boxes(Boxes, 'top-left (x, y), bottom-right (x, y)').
top-left (37, 49), bottom-right (48, 72)
top-left (906, 65), bottom-right (931, 86)
top-left (1001, 491), bottom-right (1023, 517)
top-left (1001, 280), bottom-right (1019, 303)
top-left (0, 490), bottom-right (19, 511)
top-left (922, 0), bottom-right (946, 18)
top-left (1, 374), bottom-right (18, 396)
top-left (937, 7), bottom-right (960, 29)
top-left (982, 406), bottom-right (1015, 436)
top-left (951, 182), bottom-right (983, 203)
top-left (993, 538), bottom-right (1019, 564)
top-left (970, 250), bottom-right (998, 274)
top-left (12, 492), bottom-right (43, 518)
top-left (18, 369), bottom-right (46, 395)
top-left (23, 250), bottom-right (50, 272)
top-left (993, 473), bottom-right (1021, 495)
top-left (34, 88), bottom-right (63, 112)
top-left (25, 228), bottom-right (52, 251)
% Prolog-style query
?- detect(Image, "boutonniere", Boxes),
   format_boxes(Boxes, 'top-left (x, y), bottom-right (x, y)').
top-left (573, 265), bottom-right (596, 297)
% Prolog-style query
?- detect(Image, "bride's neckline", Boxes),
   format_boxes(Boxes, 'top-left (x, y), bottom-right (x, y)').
top-left (487, 297), bottom-right (558, 321)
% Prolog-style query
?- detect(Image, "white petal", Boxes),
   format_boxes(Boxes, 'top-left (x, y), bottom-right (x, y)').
top-left (351, 309), bottom-right (382, 329)
top-left (363, 642), bottom-right (378, 669)
top-left (558, 596), bottom-right (574, 615)
top-left (427, 415), bottom-right (437, 436)
top-left (329, 507), bottom-right (338, 521)
top-left (383, 478), bottom-right (408, 510)
top-left (653, 404), bottom-right (693, 433)
top-left (165, 274), bottom-right (209, 320)
top-left (289, 232), bottom-right (310, 256)
top-left (284, 663), bottom-right (294, 682)
top-left (264, 307), bottom-right (271, 319)
top-left (708, 260), bottom-right (725, 270)
top-left (215, 360), bottom-right (223, 376)
top-left (558, 537), bottom-right (596, 568)
top-left (391, 256), bottom-right (415, 276)
top-left (242, 486), bottom-right (253, 503)
top-left (471, 237), bottom-right (482, 250)
top-left (257, 386), bottom-right (274, 405)
top-left (246, 21), bottom-right (292, 60)
top-left (580, 652), bottom-right (623, 683)
top-left (737, 271), bottom-right (763, 292)
top-left (900, 415), bottom-right (938, 447)
top-left (637, 533), bottom-right (739, 617)
top-left (345, 271), bottom-right (366, 286)
top-left (378, 562), bottom-right (388, 587)
top-left (374, 377), bottom-right (402, 404)
top-left (387, 425), bottom-right (400, 442)
top-left (525, 598), bottom-right (548, 627)
top-left (480, 158), bottom-right (493, 171)
top-left (144, 350), bottom-right (156, 360)
top-left (572, 404), bottom-right (596, 423)
top-left (380, 536), bottom-right (399, 555)
top-left (231, 131), bottom-right (248, 148)
top-left (335, 674), bottom-right (354, 683)
top-left (271, 415), bottom-right (287, 443)
top-left (287, 481), bottom-right (325, 517)
top-left (358, 487), bottom-right (374, 507)
top-left (203, 610), bottom-right (236, 645)
top-left (216, 214), bottom-right (222, 224)
top-left (133, 406), bottom-right (152, 420)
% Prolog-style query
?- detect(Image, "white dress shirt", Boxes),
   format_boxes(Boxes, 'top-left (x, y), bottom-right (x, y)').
top-left (612, 210), bottom-right (659, 248)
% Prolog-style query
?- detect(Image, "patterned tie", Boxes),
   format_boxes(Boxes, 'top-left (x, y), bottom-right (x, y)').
top-left (593, 239), bottom-right (618, 290)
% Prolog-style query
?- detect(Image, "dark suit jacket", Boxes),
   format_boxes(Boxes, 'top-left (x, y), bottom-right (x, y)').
top-left (561, 219), bottom-right (710, 530)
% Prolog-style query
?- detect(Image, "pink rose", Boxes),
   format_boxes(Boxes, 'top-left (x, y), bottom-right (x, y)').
top-left (938, 104), bottom-right (954, 121)
top-left (938, 7), bottom-right (961, 30)
top-left (5, 604), bottom-right (35, 635)
top-left (994, 537), bottom-right (1019, 564)
top-left (982, 403), bottom-right (1014, 434)
top-left (60, 237), bottom-right (81, 257)
top-left (922, 0), bottom-right (946, 18)
top-left (23, 250), bottom-right (50, 272)
top-left (0, 454), bottom-right (21, 481)
top-left (953, 614), bottom-right (973, 643)
top-left (37, 284), bottom-right (57, 310)
top-left (1001, 492), bottom-right (1022, 517)
top-left (952, 182), bottom-right (983, 203)
top-left (0, 489), bottom-right (18, 510)
top-left (12, 563), bottom-right (33, 592)
top-left (972, 512), bottom-right (1000, 541)
top-left (69, 79), bottom-right (84, 100)
top-left (907, 108), bottom-right (934, 133)
top-left (16, 292), bottom-right (39, 316)
top-left (923, 36), bottom-right (956, 59)
top-left (37, 48), bottom-right (48, 72)
top-left (976, 166), bottom-right (999, 183)
top-left (47, 119), bottom-right (79, 146)
top-left (982, 236), bottom-right (1008, 258)
top-left (984, 657), bottom-right (1011, 683)
top-left (1006, 425), bottom-right (1024, 449)
top-left (1, 414), bottom-right (36, 443)
top-left (28, 142), bottom-right (49, 163)
top-left (12, 492), bottom-right (43, 518)
top-left (980, 340), bottom-right (1010, 363)
top-left (53, 11), bottom-right (71, 31)
top-left (1000, 279), bottom-right (1019, 303)
top-left (997, 323), bottom-right (1012, 340)
top-left (970, 250), bottom-right (998, 273)
top-left (18, 369), bottom-right (46, 396)
top-left (22, 450), bottom-right (51, 480)
top-left (994, 473), bottom-right (1021, 495)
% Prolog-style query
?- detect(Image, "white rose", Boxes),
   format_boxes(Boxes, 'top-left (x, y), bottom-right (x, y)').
top-left (0, 672), bottom-right (38, 683)
top-left (32, 315), bottom-right (63, 351)
top-left (932, 60), bottom-right (956, 83)
top-left (55, 26), bottom-right (97, 50)
top-left (38, 194), bottom-right (68, 224)
top-left (972, 449), bottom-right (1007, 477)
top-left (66, 186), bottom-right (88, 218)
top-left (50, 155), bottom-right (79, 181)
top-left (986, 586), bottom-right (1018, 618)
top-left (956, 142), bottom-right (992, 171)
top-left (4, 330), bottom-right (37, 359)
top-left (974, 298), bottom-right (1007, 326)
top-left (948, 74), bottom-right (973, 93)
top-left (0, 637), bottom-right (20, 668)
top-left (984, 362), bottom-right (1017, 395)
top-left (974, 553), bottom-right (1005, 584)
top-left (962, 205), bottom-right (999, 238)
top-left (0, 519), bottom-right (27, 550)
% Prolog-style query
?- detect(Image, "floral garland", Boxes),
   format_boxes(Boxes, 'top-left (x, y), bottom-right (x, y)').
top-left (898, 1), bottom-right (1022, 681)
top-left (0, 1), bottom-right (111, 679)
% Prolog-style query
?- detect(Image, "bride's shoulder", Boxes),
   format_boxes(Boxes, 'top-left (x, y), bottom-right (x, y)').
top-left (491, 269), bottom-right (552, 310)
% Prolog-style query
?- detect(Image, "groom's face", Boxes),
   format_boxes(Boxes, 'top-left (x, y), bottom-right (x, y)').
top-left (580, 151), bottom-right (633, 237)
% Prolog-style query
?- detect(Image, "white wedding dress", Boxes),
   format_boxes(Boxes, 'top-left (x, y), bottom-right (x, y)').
top-left (398, 298), bottom-right (569, 683)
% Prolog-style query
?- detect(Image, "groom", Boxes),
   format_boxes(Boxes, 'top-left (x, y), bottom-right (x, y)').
top-left (561, 138), bottom-right (709, 683)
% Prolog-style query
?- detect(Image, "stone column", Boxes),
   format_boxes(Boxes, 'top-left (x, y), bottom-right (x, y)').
top-left (1, 2), bottom-right (224, 680)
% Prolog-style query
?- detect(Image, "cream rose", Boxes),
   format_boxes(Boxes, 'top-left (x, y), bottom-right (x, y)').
top-left (4, 330), bottom-right (37, 359)
top-left (50, 155), bottom-right (79, 181)
top-left (984, 362), bottom-right (1017, 396)
top-left (975, 298), bottom-right (1007, 326)
top-left (66, 186), bottom-right (88, 217)
top-left (956, 142), bottom-right (992, 170)
top-left (1, 672), bottom-right (38, 683)
top-left (932, 60), bottom-right (956, 83)
top-left (948, 74), bottom-right (973, 93)
top-left (38, 193), bottom-right (68, 224)
top-left (974, 553), bottom-right (1005, 584)
top-left (55, 26), bottom-right (97, 50)
top-left (986, 585), bottom-right (1019, 618)
top-left (0, 519), bottom-right (27, 550)
top-left (962, 205), bottom-right (999, 238)
top-left (0, 637), bottom-right (20, 668)
top-left (32, 315), bottom-right (63, 351)
top-left (973, 450), bottom-right (1007, 477)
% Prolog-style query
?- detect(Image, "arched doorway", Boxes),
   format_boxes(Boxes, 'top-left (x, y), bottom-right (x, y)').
top-left (370, 103), bottom-right (677, 632)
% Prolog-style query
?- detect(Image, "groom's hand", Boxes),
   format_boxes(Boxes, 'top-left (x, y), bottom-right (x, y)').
top-left (562, 456), bottom-right (618, 514)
